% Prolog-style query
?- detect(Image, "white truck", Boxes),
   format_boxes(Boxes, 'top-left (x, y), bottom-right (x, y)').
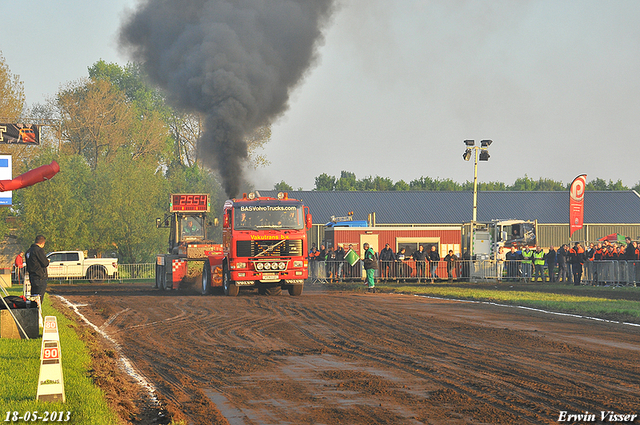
top-left (46, 251), bottom-right (118, 282)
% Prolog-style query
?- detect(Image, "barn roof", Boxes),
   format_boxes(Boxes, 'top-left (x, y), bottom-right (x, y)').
top-left (258, 190), bottom-right (640, 225)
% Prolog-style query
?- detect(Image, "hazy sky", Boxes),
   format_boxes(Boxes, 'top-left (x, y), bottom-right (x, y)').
top-left (3, 1), bottom-right (640, 190)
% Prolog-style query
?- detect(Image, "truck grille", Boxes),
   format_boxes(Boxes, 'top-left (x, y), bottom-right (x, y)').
top-left (236, 239), bottom-right (303, 258)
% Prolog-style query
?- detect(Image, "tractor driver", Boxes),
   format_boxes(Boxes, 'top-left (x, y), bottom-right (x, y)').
top-left (182, 217), bottom-right (201, 237)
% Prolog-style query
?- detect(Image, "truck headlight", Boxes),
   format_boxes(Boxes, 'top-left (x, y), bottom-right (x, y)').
top-left (278, 262), bottom-right (286, 270)
top-left (264, 262), bottom-right (271, 270)
top-left (256, 262), bottom-right (264, 270)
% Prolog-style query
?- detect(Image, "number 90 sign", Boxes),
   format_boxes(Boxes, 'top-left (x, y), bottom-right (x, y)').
top-left (43, 347), bottom-right (60, 360)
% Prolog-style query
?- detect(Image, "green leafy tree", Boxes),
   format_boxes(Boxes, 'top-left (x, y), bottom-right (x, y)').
top-left (17, 153), bottom-right (92, 251)
top-left (393, 179), bottom-right (410, 191)
top-left (57, 76), bottom-right (169, 170)
top-left (0, 51), bottom-right (25, 119)
top-left (608, 180), bottom-right (628, 190)
top-left (509, 175), bottom-right (537, 191)
top-left (314, 173), bottom-right (336, 191)
top-left (335, 171), bottom-right (357, 191)
top-left (274, 180), bottom-right (293, 191)
top-left (584, 178), bottom-right (628, 191)
top-left (364, 176), bottom-right (394, 191)
top-left (0, 52), bottom-right (26, 239)
top-left (91, 151), bottom-right (167, 262)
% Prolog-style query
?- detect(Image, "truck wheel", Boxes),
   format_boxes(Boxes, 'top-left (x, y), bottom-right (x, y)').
top-left (223, 265), bottom-right (239, 296)
top-left (288, 285), bottom-right (304, 296)
top-left (87, 266), bottom-right (106, 283)
top-left (201, 260), bottom-right (211, 295)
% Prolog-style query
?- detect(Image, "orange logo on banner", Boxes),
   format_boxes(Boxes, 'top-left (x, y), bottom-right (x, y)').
top-left (570, 174), bottom-right (587, 237)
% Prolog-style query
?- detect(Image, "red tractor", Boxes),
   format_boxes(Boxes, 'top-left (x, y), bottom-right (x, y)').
top-left (155, 194), bottom-right (222, 291)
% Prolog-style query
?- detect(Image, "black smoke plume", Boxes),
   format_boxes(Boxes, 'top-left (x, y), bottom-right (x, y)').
top-left (119, 0), bottom-right (335, 197)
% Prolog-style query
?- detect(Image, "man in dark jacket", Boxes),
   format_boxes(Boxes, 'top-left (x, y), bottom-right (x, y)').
top-left (26, 235), bottom-right (49, 301)
top-left (625, 237), bottom-right (635, 260)
top-left (546, 246), bottom-right (557, 282)
top-left (428, 245), bottom-right (440, 280)
top-left (505, 245), bottom-right (522, 281)
top-left (569, 242), bottom-right (586, 286)
top-left (412, 245), bottom-right (427, 282)
top-left (379, 243), bottom-right (395, 281)
top-left (335, 245), bottom-right (345, 282)
top-left (557, 244), bottom-right (571, 283)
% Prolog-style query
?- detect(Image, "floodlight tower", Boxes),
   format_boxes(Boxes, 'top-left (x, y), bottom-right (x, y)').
top-left (463, 140), bottom-right (492, 258)
top-left (462, 139), bottom-right (492, 222)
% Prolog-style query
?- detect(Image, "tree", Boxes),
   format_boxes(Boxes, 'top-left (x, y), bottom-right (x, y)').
top-left (314, 173), bottom-right (336, 191)
top-left (57, 78), bottom-right (170, 170)
top-left (245, 126), bottom-right (272, 168)
top-left (585, 178), bottom-right (628, 191)
top-left (274, 180), bottom-right (293, 191)
top-left (0, 52), bottom-right (25, 120)
top-left (335, 171), bottom-right (357, 191)
top-left (393, 179), bottom-right (410, 191)
top-left (0, 53), bottom-right (26, 240)
top-left (17, 153), bottom-right (92, 252)
top-left (91, 150), bottom-right (167, 262)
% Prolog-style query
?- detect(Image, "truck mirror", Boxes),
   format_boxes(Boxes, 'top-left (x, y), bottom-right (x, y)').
top-left (223, 214), bottom-right (229, 228)
top-left (306, 213), bottom-right (313, 229)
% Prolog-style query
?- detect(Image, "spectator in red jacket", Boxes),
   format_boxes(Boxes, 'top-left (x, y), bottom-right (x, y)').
top-left (14, 251), bottom-right (25, 285)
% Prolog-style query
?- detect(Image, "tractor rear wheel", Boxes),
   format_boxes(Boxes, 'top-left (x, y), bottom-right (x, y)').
top-left (201, 260), bottom-right (211, 295)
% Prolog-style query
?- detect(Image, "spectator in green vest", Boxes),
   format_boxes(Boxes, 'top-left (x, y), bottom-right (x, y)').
top-left (521, 246), bottom-right (533, 281)
top-left (533, 246), bottom-right (546, 281)
top-left (363, 242), bottom-right (377, 293)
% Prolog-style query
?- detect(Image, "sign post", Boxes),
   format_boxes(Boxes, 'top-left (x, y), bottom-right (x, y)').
top-left (36, 316), bottom-right (65, 402)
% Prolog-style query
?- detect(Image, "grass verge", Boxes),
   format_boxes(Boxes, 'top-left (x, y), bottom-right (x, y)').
top-left (0, 285), bottom-right (119, 424)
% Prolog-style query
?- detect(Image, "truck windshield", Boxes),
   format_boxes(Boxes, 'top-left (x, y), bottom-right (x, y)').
top-left (234, 204), bottom-right (303, 230)
top-left (180, 216), bottom-right (205, 239)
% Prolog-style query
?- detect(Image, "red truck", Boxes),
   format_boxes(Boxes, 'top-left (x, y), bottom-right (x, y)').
top-left (201, 192), bottom-right (312, 296)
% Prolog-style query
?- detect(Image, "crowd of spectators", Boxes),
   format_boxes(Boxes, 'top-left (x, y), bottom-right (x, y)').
top-left (308, 236), bottom-right (640, 286)
top-left (308, 242), bottom-right (457, 283)
top-left (497, 236), bottom-right (640, 285)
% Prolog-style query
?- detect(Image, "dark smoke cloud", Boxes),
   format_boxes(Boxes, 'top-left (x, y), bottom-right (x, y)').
top-left (119, 0), bottom-right (335, 197)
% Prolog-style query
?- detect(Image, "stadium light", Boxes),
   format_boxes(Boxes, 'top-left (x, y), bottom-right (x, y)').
top-left (463, 139), bottom-right (493, 255)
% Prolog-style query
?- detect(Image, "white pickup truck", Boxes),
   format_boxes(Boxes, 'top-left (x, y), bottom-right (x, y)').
top-left (46, 251), bottom-right (118, 281)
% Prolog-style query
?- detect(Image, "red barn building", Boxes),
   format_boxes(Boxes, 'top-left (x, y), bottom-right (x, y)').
top-left (324, 224), bottom-right (461, 278)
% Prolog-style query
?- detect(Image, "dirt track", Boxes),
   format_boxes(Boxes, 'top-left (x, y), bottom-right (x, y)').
top-left (51, 283), bottom-right (640, 424)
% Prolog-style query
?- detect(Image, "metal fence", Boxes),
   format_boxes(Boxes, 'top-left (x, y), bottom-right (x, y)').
top-left (309, 259), bottom-right (464, 283)
top-left (583, 261), bottom-right (640, 287)
top-left (15, 260), bottom-right (637, 286)
top-left (11, 263), bottom-right (156, 283)
top-left (308, 259), bottom-right (640, 286)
